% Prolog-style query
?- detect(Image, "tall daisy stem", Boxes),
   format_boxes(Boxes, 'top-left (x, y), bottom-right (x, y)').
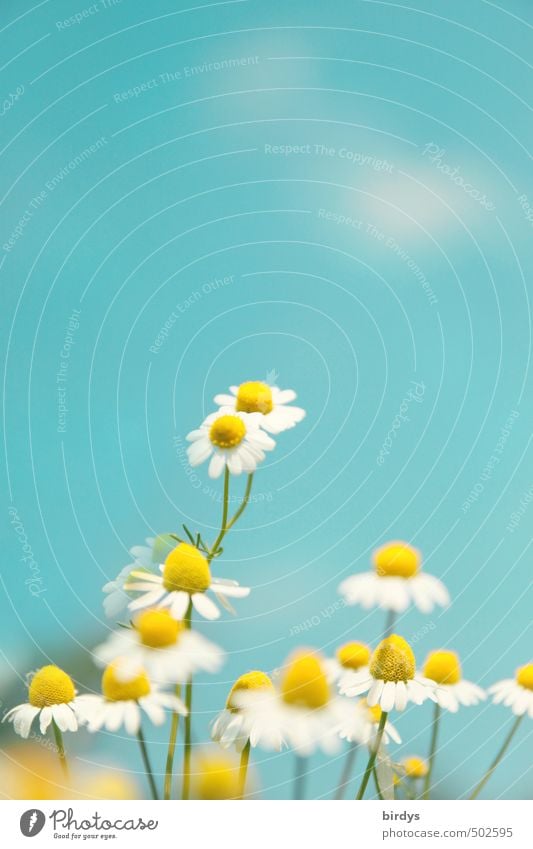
top-left (294, 754), bottom-right (307, 800)
top-left (422, 702), bottom-right (441, 799)
top-left (469, 715), bottom-right (524, 800)
top-left (181, 601), bottom-right (194, 800)
top-left (52, 720), bottom-right (69, 779)
top-left (383, 610), bottom-right (397, 639)
top-left (137, 726), bottom-right (159, 800)
top-left (356, 711), bottom-right (388, 800)
top-left (163, 685), bottom-right (182, 801)
top-left (334, 741), bottom-right (358, 799)
top-left (238, 739), bottom-right (251, 799)
top-left (208, 470), bottom-right (254, 561)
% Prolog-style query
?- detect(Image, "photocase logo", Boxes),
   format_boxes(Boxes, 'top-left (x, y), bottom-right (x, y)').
top-left (20, 809), bottom-right (46, 837)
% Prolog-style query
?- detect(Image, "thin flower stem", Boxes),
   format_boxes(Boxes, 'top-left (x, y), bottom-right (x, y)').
top-left (372, 766), bottom-right (384, 800)
top-left (208, 472), bottom-right (254, 562)
top-left (294, 754), bottom-right (307, 800)
top-left (163, 684), bottom-right (182, 801)
top-left (238, 739), bottom-right (251, 799)
top-left (51, 720), bottom-right (69, 779)
top-left (356, 712), bottom-right (388, 800)
top-left (137, 726), bottom-right (159, 800)
top-left (383, 609), bottom-right (397, 639)
top-left (469, 714), bottom-right (524, 800)
top-left (334, 741), bottom-right (358, 799)
top-left (422, 702), bottom-right (441, 799)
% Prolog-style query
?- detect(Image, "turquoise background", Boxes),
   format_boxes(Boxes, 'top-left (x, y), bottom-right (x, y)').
top-left (1, 0), bottom-right (532, 800)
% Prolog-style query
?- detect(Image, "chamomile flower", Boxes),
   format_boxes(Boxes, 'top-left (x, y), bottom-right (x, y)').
top-left (124, 542), bottom-right (250, 621)
top-left (488, 663), bottom-right (533, 718)
top-left (214, 381), bottom-right (305, 434)
top-left (423, 650), bottom-right (486, 713)
top-left (235, 651), bottom-right (346, 756)
top-left (3, 666), bottom-right (84, 739)
top-left (325, 641), bottom-right (371, 683)
top-left (337, 698), bottom-right (401, 746)
top-left (401, 756), bottom-right (429, 780)
top-left (102, 536), bottom-right (167, 620)
top-left (339, 635), bottom-right (438, 712)
top-left (211, 670), bottom-right (283, 752)
top-left (338, 541), bottom-right (450, 614)
top-left (93, 608), bottom-right (225, 685)
top-left (186, 409), bottom-right (275, 478)
top-left (75, 662), bottom-right (186, 734)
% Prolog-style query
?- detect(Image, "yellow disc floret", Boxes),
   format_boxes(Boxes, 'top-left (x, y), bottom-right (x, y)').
top-left (281, 651), bottom-right (330, 709)
top-left (194, 754), bottom-right (240, 800)
top-left (209, 415), bottom-right (246, 449)
top-left (135, 609), bottom-right (183, 648)
top-left (28, 665), bottom-right (76, 708)
top-left (336, 641), bottom-right (371, 670)
top-left (402, 756), bottom-right (428, 779)
top-left (162, 543), bottom-right (211, 594)
top-left (359, 698), bottom-right (383, 724)
top-left (226, 670), bottom-right (274, 711)
top-left (236, 381), bottom-right (273, 415)
top-left (373, 541), bottom-right (420, 578)
top-left (424, 650), bottom-right (462, 685)
top-left (370, 635), bottom-right (416, 683)
top-left (516, 663), bottom-right (533, 691)
top-left (102, 662), bottom-right (151, 702)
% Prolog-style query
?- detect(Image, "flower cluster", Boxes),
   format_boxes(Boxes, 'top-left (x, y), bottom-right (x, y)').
top-left (3, 378), bottom-right (530, 801)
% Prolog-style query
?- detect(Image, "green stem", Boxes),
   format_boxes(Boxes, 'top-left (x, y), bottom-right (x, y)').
top-left (294, 754), bottom-right (307, 800)
top-left (356, 712), bottom-right (388, 800)
top-left (372, 765), bottom-right (384, 800)
top-left (383, 609), bottom-right (397, 639)
top-left (238, 739), bottom-right (251, 799)
top-left (469, 714), bottom-right (524, 800)
top-left (163, 685), bottom-right (182, 801)
top-left (181, 601), bottom-right (194, 800)
top-left (52, 720), bottom-right (69, 779)
top-left (334, 741), bottom-right (358, 799)
top-left (137, 726), bottom-right (158, 800)
top-left (208, 472), bottom-right (254, 562)
top-left (423, 702), bottom-right (441, 799)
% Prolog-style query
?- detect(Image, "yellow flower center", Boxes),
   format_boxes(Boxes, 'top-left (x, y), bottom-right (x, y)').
top-left (135, 609), bottom-right (183, 648)
top-left (102, 662), bottom-right (151, 701)
top-left (516, 663), bottom-right (533, 691)
top-left (235, 381), bottom-right (273, 415)
top-left (402, 756), bottom-right (428, 779)
top-left (226, 670), bottom-right (274, 710)
top-left (194, 755), bottom-right (240, 800)
top-left (423, 650), bottom-right (462, 685)
top-left (370, 635), bottom-right (416, 683)
top-left (336, 641), bottom-right (371, 670)
top-left (373, 541), bottom-right (420, 578)
top-left (281, 652), bottom-right (330, 709)
top-left (359, 698), bottom-right (383, 724)
top-left (162, 543), bottom-right (211, 594)
top-left (28, 665), bottom-right (76, 707)
top-left (209, 415), bottom-right (246, 449)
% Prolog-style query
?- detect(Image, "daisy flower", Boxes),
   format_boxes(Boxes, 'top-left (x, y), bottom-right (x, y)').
top-left (235, 651), bottom-right (346, 757)
top-left (401, 755), bottom-right (429, 780)
top-left (102, 538), bottom-right (154, 620)
top-left (423, 650), bottom-right (486, 712)
top-left (325, 641), bottom-right (371, 683)
top-left (214, 381), bottom-right (305, 434)
top-left (211, 670), bottom-right (283, 752)
top-left (337, 698), bottom-right (401, 747)
top-left (339, 634), bottom-right (438, 711)
top-left (192, 751), bottom-right (241, 800)
top-left (488, 662), bottom-right (533, 718)
top-left (93, 608), bottom-right (225, 685)
top-left (338, 540), bottom-right (450, 614)
top-left (76, 662), bottom-right (186, 734)
top-left (186, 408), bottom-right (275, 478)
top-left (3, 665), bottom-right (85, 738)
top-left (124, 542), bottom-right (250, 621)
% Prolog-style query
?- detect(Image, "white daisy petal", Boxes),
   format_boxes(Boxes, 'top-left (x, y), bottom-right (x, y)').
top-left (192, 593), bottom-right (220, 620)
